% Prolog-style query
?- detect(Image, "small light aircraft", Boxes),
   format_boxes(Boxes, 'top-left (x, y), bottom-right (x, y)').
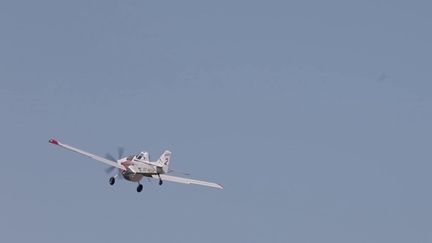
top-left (49, 138), bottom-right (223, 192)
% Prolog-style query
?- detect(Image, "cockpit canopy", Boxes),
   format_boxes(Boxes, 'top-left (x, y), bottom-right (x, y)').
top-left (135, 151), bottom-right (149, 161)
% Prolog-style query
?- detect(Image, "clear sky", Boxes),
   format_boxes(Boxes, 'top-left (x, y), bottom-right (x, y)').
top-left (1, 1), bottom-right (431, 242)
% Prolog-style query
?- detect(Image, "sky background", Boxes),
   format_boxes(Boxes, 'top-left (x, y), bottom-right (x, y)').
top-left (1, 1), bottom-right (432, 242)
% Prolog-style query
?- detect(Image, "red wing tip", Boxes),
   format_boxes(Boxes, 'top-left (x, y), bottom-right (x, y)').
top-left (48, 138), bottom-right (59, 145)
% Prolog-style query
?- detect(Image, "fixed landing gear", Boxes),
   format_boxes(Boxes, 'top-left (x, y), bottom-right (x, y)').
top-left (109, 177), bottom-right (115, 185)
top-left (157, 174), bottom-right (163, 186)
top-left (137, 184), bottom-right (143, 192)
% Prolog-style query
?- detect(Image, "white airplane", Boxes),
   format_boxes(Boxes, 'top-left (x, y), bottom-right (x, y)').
top-left (49, 138), bottom-right (223, 192)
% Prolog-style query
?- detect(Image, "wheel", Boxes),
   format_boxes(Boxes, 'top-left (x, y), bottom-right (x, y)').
top-left (109, 177), bottom-right (115, 185)
top-left (137, 184), bottom-right (143, 192)
top-left (159, 180), bottom-right (163, 186)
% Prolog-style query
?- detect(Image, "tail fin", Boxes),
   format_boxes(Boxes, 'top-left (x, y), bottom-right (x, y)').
top-left (157, 150), bottom-right (172, 173)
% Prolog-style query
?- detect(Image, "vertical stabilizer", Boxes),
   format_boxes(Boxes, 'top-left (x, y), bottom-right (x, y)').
top-left (157, 150), bottom-right (172, 173)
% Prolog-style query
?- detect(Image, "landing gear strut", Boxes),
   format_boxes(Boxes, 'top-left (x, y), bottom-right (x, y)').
top-left (137, 184), bottom-right (143, 192)
top-left (157, 174), bottom-right (163, 186)
top-left (109, 177), bottom-right (115, 185)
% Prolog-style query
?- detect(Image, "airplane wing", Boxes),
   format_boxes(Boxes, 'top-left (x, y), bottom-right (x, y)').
top-left (49, 138), bottom-right (126, 170)
top-left (152, 174), bottom-right (223, 189)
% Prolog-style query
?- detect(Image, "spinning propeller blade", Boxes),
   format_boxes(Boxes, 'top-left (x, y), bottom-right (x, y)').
top-left (118, 147), bottom-right (124, 159)
top-left (105, 153), bottom-right (117, 162)
top-left (105, 166), bottom-right (116, 174)
top-left (104, 147), bottom-right (125, 176)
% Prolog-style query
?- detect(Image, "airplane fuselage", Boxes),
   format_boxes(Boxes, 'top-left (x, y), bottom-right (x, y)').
top-left (119, 159), bottom-right (160, 182)
top-left (121, 170), bottom-right (145, 182)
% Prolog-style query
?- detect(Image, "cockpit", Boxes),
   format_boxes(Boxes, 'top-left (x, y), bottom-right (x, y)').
top-left (135, 151), bottom-right (149, 161)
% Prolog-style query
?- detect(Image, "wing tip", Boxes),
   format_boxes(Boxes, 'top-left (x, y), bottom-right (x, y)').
top-left (217, 184), bottom-right (224, 189)
top-left (48, 138), bottom-right (59, 145)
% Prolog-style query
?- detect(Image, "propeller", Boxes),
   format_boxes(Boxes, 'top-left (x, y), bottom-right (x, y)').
top-left (105, 147), bottom-right (125, 175)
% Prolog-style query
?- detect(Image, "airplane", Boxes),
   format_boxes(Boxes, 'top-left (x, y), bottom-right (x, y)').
top-left (48, 138), bottom-right (223, 192)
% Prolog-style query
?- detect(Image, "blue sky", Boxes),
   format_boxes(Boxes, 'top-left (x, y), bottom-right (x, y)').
top-left (1, 1), bottom-right (431, 242)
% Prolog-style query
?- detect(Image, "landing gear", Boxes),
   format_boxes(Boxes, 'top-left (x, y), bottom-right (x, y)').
top-left (137, 184), bottom-right (143, 192)
top-left (109, 177), bottom-right (115, 185)
top-left (157, 174), bottom-right (163, 186)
